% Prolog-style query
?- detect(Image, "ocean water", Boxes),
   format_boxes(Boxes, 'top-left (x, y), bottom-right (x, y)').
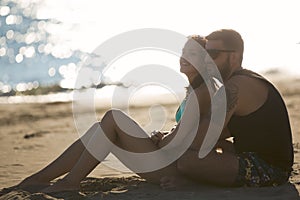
top-left (0, 0), bottom-right (299, 104)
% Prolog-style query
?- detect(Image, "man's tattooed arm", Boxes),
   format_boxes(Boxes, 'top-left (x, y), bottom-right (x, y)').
top-left (225, 83), bottom-right (239, 113)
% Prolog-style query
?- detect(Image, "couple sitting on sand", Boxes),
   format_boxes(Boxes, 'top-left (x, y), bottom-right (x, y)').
top-left (18, 29), bottom-right (294, 192)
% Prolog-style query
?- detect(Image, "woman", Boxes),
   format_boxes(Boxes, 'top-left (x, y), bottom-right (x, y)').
top-left (18, 35), bottom-right (232, 192)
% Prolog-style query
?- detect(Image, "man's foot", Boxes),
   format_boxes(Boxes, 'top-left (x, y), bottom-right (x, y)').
top-left (160, 175), bottom-right (194, 190)
top-left (41, 179), bottom-right (80, 193)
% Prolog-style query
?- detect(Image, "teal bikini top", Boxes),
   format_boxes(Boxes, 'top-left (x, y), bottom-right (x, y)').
top-left (175, 75), bottom-right (204, 122)
top-left (175, 98), bottom-right (187, 123)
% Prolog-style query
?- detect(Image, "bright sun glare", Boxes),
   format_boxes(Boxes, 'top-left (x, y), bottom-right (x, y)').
top-left (37, 0), bottom-right (300, 77)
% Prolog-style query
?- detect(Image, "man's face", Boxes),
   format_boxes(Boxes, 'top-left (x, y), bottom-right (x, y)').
top-left (205, 40), bottom-right (233, 80)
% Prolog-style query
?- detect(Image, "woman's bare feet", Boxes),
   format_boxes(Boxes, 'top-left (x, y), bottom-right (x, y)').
top-left (160, 175), bottom-right (194, 190)
top-left (17, 175), bottom-right (51, 189)
top-left (17, 177), bottom-right (51, 192)
top-left (41, 179), bottom-right (80, 193)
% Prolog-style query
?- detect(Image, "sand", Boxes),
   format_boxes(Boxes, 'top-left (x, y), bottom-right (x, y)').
top-left (0, 76), bottom-right (300, 199)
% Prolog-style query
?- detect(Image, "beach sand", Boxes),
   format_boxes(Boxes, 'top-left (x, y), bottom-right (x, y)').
top-left (0, 76), bottom-right (300, 199)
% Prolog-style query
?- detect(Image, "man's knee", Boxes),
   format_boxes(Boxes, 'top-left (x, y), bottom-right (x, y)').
top-left (176, 156), bottom-right (189, 173)
top-left (177, 150), bottom-right (214, 173)
top-left (177, 150), bottom-right (200, 172)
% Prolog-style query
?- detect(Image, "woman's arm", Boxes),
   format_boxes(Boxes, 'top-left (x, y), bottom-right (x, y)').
top-left (158, 86), bottom-right (210, 149)
top-left (157, 124), bottom-right (180, 148)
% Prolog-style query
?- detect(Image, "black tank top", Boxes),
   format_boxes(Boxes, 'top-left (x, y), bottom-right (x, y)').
top-left (227, 69), bottom-right (294, 172)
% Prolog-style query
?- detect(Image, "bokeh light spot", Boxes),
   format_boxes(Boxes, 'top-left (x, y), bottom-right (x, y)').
top-left (15, 53), bottom-right (23, 63)
top-left (6, 30), bottom-right (14, 40)
top-left (48, 67), bottom-right (56, 77)
top-left (0, 47), bottom-right (6, 56)
top-left (0, 6), bottom-right (10, 16)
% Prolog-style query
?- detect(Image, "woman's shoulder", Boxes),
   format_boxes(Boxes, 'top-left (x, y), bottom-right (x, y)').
top-left (190, 83), bottom-right (212, 113)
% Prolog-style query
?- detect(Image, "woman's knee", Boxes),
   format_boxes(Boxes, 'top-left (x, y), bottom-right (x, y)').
top-left (102, 108), bottom-right (124, 122)
top-left (80, 121), bottom-right (102, 144)
top-left (101, 109), bottom-right (127, 140)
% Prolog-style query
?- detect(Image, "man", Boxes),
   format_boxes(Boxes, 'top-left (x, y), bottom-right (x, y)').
top-left (174, 29), bottom-right (294, 187)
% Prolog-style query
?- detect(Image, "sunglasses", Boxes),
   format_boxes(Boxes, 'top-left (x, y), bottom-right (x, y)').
top-left (206, 49), bottom-right (235, 60)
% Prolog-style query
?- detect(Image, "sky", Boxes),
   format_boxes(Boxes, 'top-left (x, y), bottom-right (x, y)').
top-left (36, 0), bottom-right (300, 76)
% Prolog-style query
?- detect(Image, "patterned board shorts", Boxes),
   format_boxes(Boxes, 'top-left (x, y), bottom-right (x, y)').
top-left (234, 152), bottom-right (290, 187)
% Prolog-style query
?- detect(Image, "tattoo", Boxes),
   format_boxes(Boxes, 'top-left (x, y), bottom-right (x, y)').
top-left (225, 83), bottom-right (239, 113)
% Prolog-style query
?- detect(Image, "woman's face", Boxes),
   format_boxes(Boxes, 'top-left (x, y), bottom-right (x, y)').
top-left (180, 39), bottom-right (206, 81)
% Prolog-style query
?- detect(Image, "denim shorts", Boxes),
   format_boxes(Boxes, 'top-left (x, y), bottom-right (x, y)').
top-left (234, 152), bottom-right (290, 187)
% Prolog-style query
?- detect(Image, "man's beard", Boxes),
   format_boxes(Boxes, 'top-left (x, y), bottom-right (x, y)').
top-left (219, 56), bottom-right (232, 81)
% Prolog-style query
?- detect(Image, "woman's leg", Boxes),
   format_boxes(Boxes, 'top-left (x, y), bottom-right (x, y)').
top-left (18, 124), bottom-right (100, 187)
top-left (42, 109), bottom-right (184, 192)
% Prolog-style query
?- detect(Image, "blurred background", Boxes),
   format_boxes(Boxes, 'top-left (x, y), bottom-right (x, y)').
top-left (0, 0), bottom-right (299, 102)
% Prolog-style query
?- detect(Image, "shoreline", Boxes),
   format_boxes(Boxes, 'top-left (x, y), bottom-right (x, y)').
top-left (1, 72), bottom-right (299, 106)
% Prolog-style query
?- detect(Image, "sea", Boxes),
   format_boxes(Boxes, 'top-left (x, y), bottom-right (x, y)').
top-left (0, 0), bottom-right (299, 106)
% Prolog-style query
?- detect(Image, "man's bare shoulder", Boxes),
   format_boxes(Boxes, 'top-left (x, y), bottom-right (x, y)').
top-left (224, 74), bottom-right (260, 93)
top-left (224, 73), bottom-right (269, 115)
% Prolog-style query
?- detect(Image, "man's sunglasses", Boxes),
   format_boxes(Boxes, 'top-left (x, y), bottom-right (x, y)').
top-left (206, 49), bottom-right (235, 60)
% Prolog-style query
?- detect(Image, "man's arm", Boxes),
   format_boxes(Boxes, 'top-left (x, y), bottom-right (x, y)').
top-left (189, 77), bottom-right (242, 154)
